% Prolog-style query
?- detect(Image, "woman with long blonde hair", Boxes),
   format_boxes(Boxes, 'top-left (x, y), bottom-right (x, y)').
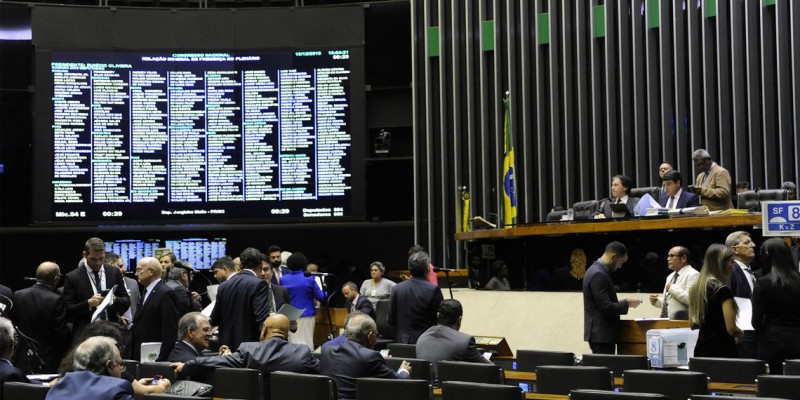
top-left (688, 244), bottom-right (742, 357)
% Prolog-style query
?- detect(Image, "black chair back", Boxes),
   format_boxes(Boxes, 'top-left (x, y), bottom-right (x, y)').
top-left (212, 367), bottom-right (263, 400)
top-left (784, 359), bottom-right (800, 375)
top-left (271, 371), bottom-right (335, 400)
top-left (385, 357), bottom-right (433, 384)
top-left (437, 360), bottom-right (504, 385)
top-left (374, 300), bottom-right (395, 340)
top-left (140, 361), bottom-right (178, 381)
top-left (515, 349), bottom-right (574, 372)
top-left (536, 366), bottom-right (612, 395)
top-left (143, 394), bottom-right (212, 400)
top-left (2, 382), bottom-right (50, 400)
top-left (570, 389), bottom-right (670, 399)
top-left (122, 359), bottom-right (140, 379)
top-left (582, 354), bottom-right (649, 377)
top-left (356, 378), bottom-right (430, 400)
top-left (546, 210), bottom-right (568, 222)
top-left (756, 374), bottom-right (800, 399)
top-left (623, 369), bottom-right (708, 400)
top-left (630, 186), bottom-right (659, 199)
top-left (388, 343), bottom-right (417, 358)
top-left (692, 395), bottom-right (787, 400)
top-left (688, 357), bottom-right (767, 384)
top-left (441, 381), bottom-right (523, 400)
top-left (758, 189), bottom-right (789, 202)
top-left (573, 200), bottom-right (600, 221)
top-left (737, 190), bottom-right (759, 210)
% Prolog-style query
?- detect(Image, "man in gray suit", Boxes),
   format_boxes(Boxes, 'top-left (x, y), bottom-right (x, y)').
top-left (415, 299), bottom-right (492, 381)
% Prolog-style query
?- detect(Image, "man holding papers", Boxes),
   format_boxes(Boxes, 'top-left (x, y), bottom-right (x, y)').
top-left (726, 231), bottom-right (758, 358)
top-left (658, 171), bottom-right (699, 210)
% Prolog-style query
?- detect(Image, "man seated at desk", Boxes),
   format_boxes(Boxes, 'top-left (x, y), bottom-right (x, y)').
top-left (595, 175), bottom-right (638, 219)
top-left (659, 170), bottom-right (700, 210)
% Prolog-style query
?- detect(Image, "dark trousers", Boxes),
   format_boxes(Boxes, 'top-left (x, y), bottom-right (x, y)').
top-left (737, 330), bottom-right (758, 359)
top-left (590, 342), bottom-right (616, 354)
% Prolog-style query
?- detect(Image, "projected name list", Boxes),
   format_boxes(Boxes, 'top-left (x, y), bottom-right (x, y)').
top-left (51, 52), bottom-right (352, 219)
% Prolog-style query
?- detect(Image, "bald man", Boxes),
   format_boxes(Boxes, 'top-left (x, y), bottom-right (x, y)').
top-left (172, 314), bottom-right (319, 391)
top-left (132, 257), bottom-right (179, 362)
top-left (12, 262), bottom-right (71, 373)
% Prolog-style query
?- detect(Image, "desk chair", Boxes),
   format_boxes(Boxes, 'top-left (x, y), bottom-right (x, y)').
top-left (689, 357), bottom-right (767, 384)
top-left (630, 186), bottom-right (659, 199)
top-left (385, 357), bottom-right (433, 384)
top-left (356, 378), bottom-right (431, 400)
top-left (737, 190), bottom-right (759, 210)
top-left (2, 382), bottom-right (50, 400)
top-left (756, 375), bottom-right (800, 399)
top-left (388, 343), bottom-right (417, 358)
top-left (515, 350), bottom-right (575, 372)
top-left (374, 300), bottom-right (395, 341)
top-left (441, 381), bottom-right (523, 400)
top-left (570, 389), bottom-right (669, 399)
top-left (271, 371), bottom-right (336, 400)
top-left (536, 366), bottom-right (613, 395)
top-left (784, 359), bottom-right (800, 375)
top-left (623, 369), bottom-right (708, 400)
top-left (437, 360), bottom-right (504, 385)
top-left (758, 189), bottom-right (789, 202)
top-left (122, 359), bottom-right (140, 379)
top-left (212, 367), bottom-right (263, 400)
top-left (573, 200), bottom-right (600, 221)
top-left (140, 362), bottom-right (178, 381)
top-left (581, 354), bottom-right (649, 378)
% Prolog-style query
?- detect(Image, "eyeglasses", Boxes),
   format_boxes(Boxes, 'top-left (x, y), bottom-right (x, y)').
top-left (667, 254), bottom-right (680, 258)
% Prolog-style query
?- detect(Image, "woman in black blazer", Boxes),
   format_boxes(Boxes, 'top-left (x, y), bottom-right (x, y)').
top-left (752, 238), bottom-right (800, 374)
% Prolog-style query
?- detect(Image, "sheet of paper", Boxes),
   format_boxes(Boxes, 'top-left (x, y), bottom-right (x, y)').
top-left (734, 297), bottom-right (754, 331)
top-left (278, 303), bottom-right (306, 321)
top-left (91, 284), bottom-right (117, 323)
top-left (206, 284), bottom-right (219, 302)
top-left (202, 300), bottom-right (215, 317)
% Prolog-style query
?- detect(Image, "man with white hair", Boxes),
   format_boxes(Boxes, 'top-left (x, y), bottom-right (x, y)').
top-left (689, 149), bottom-right (733, 210)
top-left (0, 317), bottom-right (29, 385)
top-left (132, 257), bottom-right (179, 361)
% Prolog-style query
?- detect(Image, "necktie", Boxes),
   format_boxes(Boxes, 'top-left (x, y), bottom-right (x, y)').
top-left (667, 196), bottom-right (675, 209)
top-left (615, 199), bottom-right (621, 204)
top-left (267, 286), bottom-right (276, 313)
top-left (139, 288), bottom-right (147, 308)
top-left (660, 272), bottom-right (679, 318)
top-left (743, 267), bottom-right (755, 291)
top-left (92, 269), bottom-right (107, 320)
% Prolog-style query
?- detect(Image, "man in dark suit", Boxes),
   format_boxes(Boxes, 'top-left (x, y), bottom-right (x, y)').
top-left (725, 230), bottom-right (758, 358)
top-left (389, 251), bottom-right (444, 344)
top-left (165, 261), bottom-right (202, 317)
top-left (0, 317), bottom-right (30, 385)
top-left (132, 257), bottom-right (179, 362)
top-left (168, 312), bottom-right (212, 363)
top-left (259, 260), bottom-right (290, 315)
top-left (415, 299), bottom-right (492, 381)
top-left (595, 175), bottom-right (639, 219)
top-left (267, 245), bottom-right (290, 285)
top-left (320, 313), bottom-right (410, 400)
top-left (583, 241), bottom-right (642, 354)
top-left (342, 281), bottom-right (375, 320)
top-left (172, 314), bottom-right (319, 394)
top-left (63, 237), bottom-right (131, 335)
top-left (11, 262), bottom-right (71, 373)
top-left (211, 247), bottom-right (270, 350)
top-left (0, 284), bottom-right (12, 315)
top-left (658, 170), bottom-right (700, 209)
top-left (105, 252), bottom-right (140, 319)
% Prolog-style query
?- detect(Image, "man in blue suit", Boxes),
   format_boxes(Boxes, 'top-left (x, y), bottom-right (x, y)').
top-left (583, 241), bottom-right (642, 354)
top-left (658, 170), bottom-right (700, 209)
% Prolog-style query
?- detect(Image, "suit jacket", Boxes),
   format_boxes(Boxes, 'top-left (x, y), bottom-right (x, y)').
top-left (658, 190), bottom-right (700, 209)
top-left (415, 325), bottom-right (492, 380)
top-left (583, 260), bottom-right (630, 344)
top-left (651, 265), bottom-right (700, 320)
top-left (122, 276), bottom-right (140, 318)
top-left (388, 277), bottom-right (444, 344)
top-left (165, 280), bottom-right (201, 317)
top-left (0, 284), bottom-right (12, 313)
top-left (46, 370), bottom-right (133, 400)
top-left (63, 261), bottom-right (131, 333)
top-left (132, 280), bottom-right (178, 361)
top-left (183, 337), bottom-right (319, 393)
top-left (346, 295), bottom-right (376, 320)
top-left (598, 196), bottom-right (640, 218)
top-left (210, 270), bottom-right (269, 349)
top-left (320, 339), bottom-right (410, 400)
top-left (268, 283), bottom-right (290, 314)
top-left (0, 359), bottom-right (30, 384)
top-left (729, 260), bottom-right (753, 298)
top-left (695, 162), bottom-right (734, 210)
top-left (11, 283), bottom-right (71, 373)
top-left (168, 340), bottom-right (203, 363)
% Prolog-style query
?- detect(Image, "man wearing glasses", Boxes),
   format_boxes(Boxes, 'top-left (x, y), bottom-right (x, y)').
top-left (726, 231), bottom-right (758, 358)
top-left (648, 247), bottom-right (699, 320)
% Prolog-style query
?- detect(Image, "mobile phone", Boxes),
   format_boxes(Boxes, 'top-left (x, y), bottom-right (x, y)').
top-left (151, 375), bottom-right (162, 385)
top-left (379, 349), bottom-right (389, 358)
top-left (518, 383), bottom-right (530, 393)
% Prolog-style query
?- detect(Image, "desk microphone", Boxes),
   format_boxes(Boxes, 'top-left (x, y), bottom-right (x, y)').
top-left (304, 272), bottom-right (334, 277)
top-left (433, 267), bottom-right (457, 273)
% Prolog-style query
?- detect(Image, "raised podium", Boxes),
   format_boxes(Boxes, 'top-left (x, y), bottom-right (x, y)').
top-left (617, 319), bottom-right (690, 355)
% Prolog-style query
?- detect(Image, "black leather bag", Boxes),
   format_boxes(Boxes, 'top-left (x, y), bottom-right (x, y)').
top-left (164, 380), bottom-right (213, 397)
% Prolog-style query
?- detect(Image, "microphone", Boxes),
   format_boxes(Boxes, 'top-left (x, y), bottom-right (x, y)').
top-left (304, 272), bottom-right (334, 277)
top-left (433, 267), bottom-right (458, 273)
top-left (23, 277), bottom-right (38, 282)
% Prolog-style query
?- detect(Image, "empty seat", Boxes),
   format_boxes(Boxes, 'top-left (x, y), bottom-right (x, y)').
top-left (385, 357), bottom-right (432, 384)
top-left (271, 371), bottom-right (336, 400)
top-left (623, 369), bottom-right (708, 400)
top-left (437, 360), bottom-right (504, 385)
top-left (570, 389), bottom-right (670, 399)
top-left (441, 381), bottom-right (523, 400)
top-left (2, 382), bottom-right (50, 400)
top-left (688, 357), bottom-right (767, 384)
top-left (784, 359), bottom-right (800, 375)
top-left (140, 361), bottom-right (177, 381)
top-left (582, 354), bottom-right (648, 378)
top-left (756, 375), bottom-right (800, 399)
top-left (515, 349), bottom-right (574, 372)
top-left (573, 200), bottom-right (600, 221)
top-left (536, 365), bottom-right (612, 395)
top-left (388, 343), bottom-right (416, 358)
top-left (356, 377), bottom-right (431, 400)
top-left (212, 367), bottom-right (263, 400)
top-left (737, 190), bottom-right (759, 210)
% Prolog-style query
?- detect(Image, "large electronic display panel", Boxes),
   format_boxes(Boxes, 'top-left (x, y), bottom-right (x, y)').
top-left (34, 48), bottom-right (365, 224)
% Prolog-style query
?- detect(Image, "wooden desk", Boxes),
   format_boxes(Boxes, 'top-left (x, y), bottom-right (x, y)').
top-left (432, 387), bottom-right (568, 400)
top-left (454, 214), bottom-right (761, 241)
top-left (617, 320), bottom-right (691, 355)
top-left (313, 307), bottom-right (347, 348)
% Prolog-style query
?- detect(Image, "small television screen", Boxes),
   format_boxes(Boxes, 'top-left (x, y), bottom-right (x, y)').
top-left (104, 239), bottom-right (162, 271)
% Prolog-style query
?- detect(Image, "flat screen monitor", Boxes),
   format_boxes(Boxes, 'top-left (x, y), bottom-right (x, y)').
top-left (163, 237), bottom-right (227, 270)
top-left (105, 239), bottom-right (161, 271)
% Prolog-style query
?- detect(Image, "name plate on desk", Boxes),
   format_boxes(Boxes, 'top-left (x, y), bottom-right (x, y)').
top-left (474, 336), bottom-right (513, 357)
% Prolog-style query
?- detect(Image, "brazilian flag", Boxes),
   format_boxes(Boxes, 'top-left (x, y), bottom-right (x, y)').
top-left (502, 93), bottom-right (517, 227)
